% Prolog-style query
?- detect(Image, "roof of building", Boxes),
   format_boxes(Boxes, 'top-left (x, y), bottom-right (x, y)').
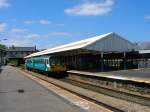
top-left (139, 42), bottom-right (150, 50)
top-left (25, 32), bottom-right (137, 58)
top-left (139, 50), bottom-right (150, 54)
top-left (7, 46), bottom-right (36, 52)
top-left (138, 42), bottom-right (150, 54)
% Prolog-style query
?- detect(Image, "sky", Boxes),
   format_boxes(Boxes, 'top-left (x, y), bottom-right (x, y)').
top-left (0, 0), bottom-right (150, 49)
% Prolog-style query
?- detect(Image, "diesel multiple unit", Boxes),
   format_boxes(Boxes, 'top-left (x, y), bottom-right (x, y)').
top-left (25, 56), bottom-right (66, 73)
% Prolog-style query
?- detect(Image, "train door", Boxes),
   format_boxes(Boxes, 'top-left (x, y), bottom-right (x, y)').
top-left (45, 58), bottom-right (50, 71)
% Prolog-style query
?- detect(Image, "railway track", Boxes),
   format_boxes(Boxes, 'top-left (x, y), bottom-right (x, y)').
top-left (19, 68), bottom-right (150, 112)
top-left (60, 78), bottom-right (150, 107)
top-left (24, 72), bottom-right (124, 112)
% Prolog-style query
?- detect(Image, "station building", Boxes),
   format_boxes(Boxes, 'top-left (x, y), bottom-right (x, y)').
top-left (26, 32), bottom-right (142, 72)
top-left (6, 46), bottom-right (37, 66)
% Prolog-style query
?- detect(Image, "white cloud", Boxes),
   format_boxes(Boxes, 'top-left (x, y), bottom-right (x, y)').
top-left (24, 20), bottom-right (35, 24)
top-left (2, 30), bottom-right (88, 48)
top-left (5, 39), bottom-right (32, 46)
top-left (0, 0), bottom-right (10, 8)
top-left (3, 33), bottom-right (39, 47)
top-left (65, 0), bottom-right (114, 16)
top-left (26, 33), bottom-right (40, 38)
top-left (56, 24), bottom-right (65, 26)
top-left (48, 32), bottom-right (72, 36)
top-left (0, 23), bottom-right (7, 32)
top-left (24, 20), bottom-right (51, 25)
top-left (39, 20), bottom-right (51, 25)
top-left (145, 16), bottom-right (150, 20)
top-left (3, 35), bottom-right (33, 47)
top-left (11, 28), bottom-right (28, 33)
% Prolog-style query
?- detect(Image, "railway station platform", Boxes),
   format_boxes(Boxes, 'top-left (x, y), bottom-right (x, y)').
top-left (67, 69), bottom-right (150, 84)
top-left (0, 66), bottom-right (86, 112)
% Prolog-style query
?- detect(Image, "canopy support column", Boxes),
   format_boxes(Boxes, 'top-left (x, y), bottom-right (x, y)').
top-left (101, 52), bottom-right (104, 72)
top-left (123, 52), bottom-right (126, 70)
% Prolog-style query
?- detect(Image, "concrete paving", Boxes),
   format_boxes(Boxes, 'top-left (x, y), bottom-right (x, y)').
top-left (68, 69), bottom-right (150, 83)
top-left (0, 66), bottom-right (86, 112)
top-left (107, 69), bottom-right (150, 78)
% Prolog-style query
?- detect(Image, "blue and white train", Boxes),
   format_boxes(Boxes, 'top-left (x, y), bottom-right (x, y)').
top-left (25, 56), bottom-right (66, 73)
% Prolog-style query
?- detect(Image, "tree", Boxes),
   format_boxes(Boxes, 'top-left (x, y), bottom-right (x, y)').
top-left (0, 44), bottom-right (7, 50)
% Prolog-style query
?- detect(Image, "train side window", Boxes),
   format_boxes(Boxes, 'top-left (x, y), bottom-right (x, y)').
top-left (45, 59), bottom-right (47, 64)
top-left (46, 59), bottom-right (48, 64)
top-left (44, 59), bottom-right (47, 64)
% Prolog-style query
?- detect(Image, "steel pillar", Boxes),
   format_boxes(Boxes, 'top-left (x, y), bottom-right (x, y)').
top-left (123, 52), bottom-right (126, 70)
top-left (101, 52), bottom-right (104, 72)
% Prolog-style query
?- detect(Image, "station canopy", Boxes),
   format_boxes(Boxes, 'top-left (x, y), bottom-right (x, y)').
top-left (138, 42), bottom-right (150, 54)
top-left (25, 32), bottom-right (137, 58)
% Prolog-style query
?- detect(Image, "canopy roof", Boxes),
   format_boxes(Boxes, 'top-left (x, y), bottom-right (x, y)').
top-left (139, 50), bottom-right (150, 54)
top-left (25, 32), bottom-right (136, 58)
top-left (139, 42), bottom-right (150, 50)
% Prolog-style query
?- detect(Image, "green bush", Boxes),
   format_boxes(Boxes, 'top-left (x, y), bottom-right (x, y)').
top-left (8, 59), bottom-right (19, 66)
